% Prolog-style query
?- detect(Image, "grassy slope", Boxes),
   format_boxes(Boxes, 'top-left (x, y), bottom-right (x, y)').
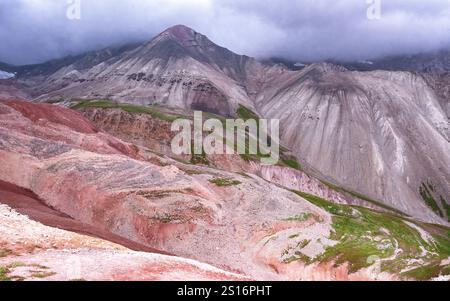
top-left (292, 191), bottom-right (450, 279)
top-left (236, 105), bottom-right (303, 170)
top-left (71, 100), bottom-right (180, 122)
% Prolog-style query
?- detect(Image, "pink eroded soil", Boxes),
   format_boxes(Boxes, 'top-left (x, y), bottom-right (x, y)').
top-left (4, 100), bottom-right (98, 134)
top-left (1, 100), bottom-right (141, 159)
top-left (0, 179), bottom-right (169, 255)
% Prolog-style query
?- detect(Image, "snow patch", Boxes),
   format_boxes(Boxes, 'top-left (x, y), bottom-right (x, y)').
top-left (358, 60), bottom-right (374, 65)
top-left (0, 70), bottom-right (15, 79)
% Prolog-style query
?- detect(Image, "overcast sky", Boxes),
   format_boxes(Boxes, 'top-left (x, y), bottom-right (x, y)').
top-left (1, 0), bottom-right (450, 65)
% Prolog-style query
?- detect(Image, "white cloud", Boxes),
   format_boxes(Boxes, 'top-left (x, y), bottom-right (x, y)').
top-left (1, 0), bottom-right (450, 64)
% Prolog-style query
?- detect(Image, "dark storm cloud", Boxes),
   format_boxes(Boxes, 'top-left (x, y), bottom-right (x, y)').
top-left (1, 0), bottom-right (450, 65)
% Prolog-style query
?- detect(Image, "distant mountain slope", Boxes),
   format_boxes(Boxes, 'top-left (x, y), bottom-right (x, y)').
top-left (255, 63), bottom-right (450, 224)
top-left (344, 50), bottom-right (450, 73)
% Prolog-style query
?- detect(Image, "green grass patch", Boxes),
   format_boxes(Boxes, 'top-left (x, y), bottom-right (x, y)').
top-left (294, 191), bottom-right (355, 217)
top-left (282, 213), bottom-right (312, 222)
top-left (291, 190), bottom-right (450, 276)
top-left (236, 105), bottom-right (259, 121)
top-left (401, 263), bottom-right (442, 280)
top-left (72, 100), bottom-right (180, 122)
top-left (183, 169), bottom-right (205, 175)
top-left (0, 267), bottom-right (11, 281)
top-left (419, 182), bottom-right (443, 217)
top-left (8, 262), bottom-right (26, 268)
top-left (190, 144), bottom-right (210, 166)
top-left (440, 196), bottom-right (450, 222)
top-left (318, 179), bottom-right (406, 216)
top-left (209, 178), bottom-right (242, 187)
top-left (29, 264), bottom-right (50, 270)
top-left (30, 271), bottom-right (56, 279)
top-left (281, 157), bottom-right (302, 170)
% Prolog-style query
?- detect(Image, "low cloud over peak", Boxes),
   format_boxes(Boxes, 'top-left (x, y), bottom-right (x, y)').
top-left (1, 0), bottom-right (450, 65)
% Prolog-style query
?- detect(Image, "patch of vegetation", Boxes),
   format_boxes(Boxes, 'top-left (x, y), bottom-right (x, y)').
top-left (183, 169), bottom-right (205, 175)
top-left (8, 262), bottom-right (26, 268)
top-left (282, 213), bottom-right (312, 222)
top-left (191, 153), bottom-right (210, 166)
top-left (70, 278), bottom-right (87, 281)
top-left (152, 213), bottom-right (183, 224)
top-left (401, 263), bottom-right (442, 281)
top-left (318, 179), bottom-right (406, 216)
top-left (0, 267), bottom-right (11, 281)
top-left (0, 248), bottom-right (12, 258)
top-left (297, 239), bottom-right (311, 249)
top-left (291, 190), bottom-right (450, 277)
top-left (236, 105), bottom-right (259, 121)
top-left (30, 271), bottom-right (56, 279)
top-left (419, 182), bottom-right (443, 217)
top-left (29, 264), bottom-right (50, 270)
top-left (440, 196), bottom-right (450, 222)
top-left (294, 191), bottom-right (355, 217)
top-left (288, 234), bottom-right (300, 239)
top-left (190, 144), bottom-right (210, 166)
top-left (282, 239), bottom-right (313, 264)
top-left (71, 100), bottom-right (180, 122)
top-left (281, 156), bottom-right (302, 170)
top-left (209, 178), bottom-right (242, 187)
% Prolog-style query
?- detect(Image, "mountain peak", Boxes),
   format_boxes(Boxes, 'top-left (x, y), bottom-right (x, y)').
top-left (160, 24), bottom-right (197, 44)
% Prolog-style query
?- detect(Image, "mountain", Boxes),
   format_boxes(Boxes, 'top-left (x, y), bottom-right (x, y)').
top-left (341, 51), bottom-right (450, 118)
top-left (255, 63), bottom-right (450, 224)
top-left (5, 25), bottom-right (450, 226)
top-left (344, 50), bottom-right (450, 73)
top-left (16, 25), bottom-right (286, 116)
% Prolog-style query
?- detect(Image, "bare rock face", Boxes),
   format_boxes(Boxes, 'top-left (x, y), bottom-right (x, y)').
top-left (422, 72), bottom-right (450, 118)
top-left (256, 64), bottom-right (450, 224)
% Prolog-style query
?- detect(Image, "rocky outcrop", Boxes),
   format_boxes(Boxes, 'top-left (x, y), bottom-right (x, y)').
top-left (256, 64), bottom-right (450, 225)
